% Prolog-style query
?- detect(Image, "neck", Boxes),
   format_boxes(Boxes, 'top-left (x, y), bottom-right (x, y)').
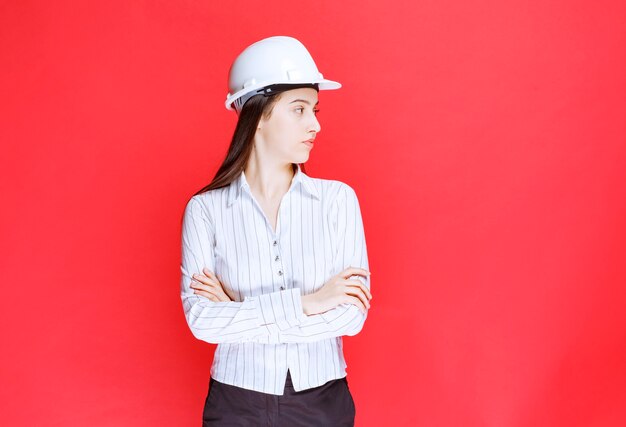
top-left (244, 160), bottom-right (296, 202)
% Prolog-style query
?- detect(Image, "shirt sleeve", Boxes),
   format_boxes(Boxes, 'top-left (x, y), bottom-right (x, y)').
top-left (180, 196), bottom-right (307, 344)
top-left (263, 183), bottom-right (371, 344)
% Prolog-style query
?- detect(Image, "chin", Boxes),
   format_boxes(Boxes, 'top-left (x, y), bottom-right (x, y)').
top-left (296, 154), bottom-right (310, 163)
top-left (291, 152), bottom-right (310, 162)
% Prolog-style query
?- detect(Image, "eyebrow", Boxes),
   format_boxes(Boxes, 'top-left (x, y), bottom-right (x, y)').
top-left (288, 99), bottom-right (319, 105)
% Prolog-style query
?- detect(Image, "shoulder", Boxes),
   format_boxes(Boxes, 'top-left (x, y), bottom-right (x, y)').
top-left (183, 191), bottom-right (218, 224)
top-left (309, 176), bottom-right (359, 205)
top-left (182, 195), bottom-right (206, 222)
top-left (184, 185), bottom-right (229, 211)
top-left (185, 193), bottom-right (208, 211)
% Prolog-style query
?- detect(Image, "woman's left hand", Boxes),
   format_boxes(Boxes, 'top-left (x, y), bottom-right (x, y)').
top-left (190, 268), bottom-right (233, 302)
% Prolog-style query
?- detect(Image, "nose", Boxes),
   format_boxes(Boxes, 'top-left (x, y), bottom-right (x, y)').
top-left (309, 113), bottom-right (321, 134)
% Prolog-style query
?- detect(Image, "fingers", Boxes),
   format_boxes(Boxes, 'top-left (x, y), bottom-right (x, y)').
top-left (191, 279), bottom-right (226, 302)
top-left (202, 267), bottom-right (219, 281)
top-left (346, 295), bottom-right (367, 314)
top-left (344, 286), bottom-right (371, 310)
top-left (190, 274), bottom-right (219, 295)
top-left (192, 286), bottom-right (219, 301)
top-left (191, 271), bottom-right (232, 302)
top-left (340, 266), bottom-right (371, 280)
top-left (344, 279), bottom-right (372, 300)
top-left (191, 272), bottom-right (218, 288)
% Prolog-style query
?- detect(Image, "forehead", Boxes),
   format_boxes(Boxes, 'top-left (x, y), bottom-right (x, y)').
top-left (278, 87), bottom-right (319, 104)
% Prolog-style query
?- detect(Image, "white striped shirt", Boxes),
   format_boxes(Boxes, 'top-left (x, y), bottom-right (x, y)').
top-left (180, 163), bottom-right (370, 395)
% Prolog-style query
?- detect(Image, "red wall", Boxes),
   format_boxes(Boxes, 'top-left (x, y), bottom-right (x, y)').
top-left (1, 1), bottom-right (625, 426)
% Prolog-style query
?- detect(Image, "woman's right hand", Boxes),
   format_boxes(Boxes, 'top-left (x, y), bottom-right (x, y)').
top-left (302, 267), bottom-right (372, 315)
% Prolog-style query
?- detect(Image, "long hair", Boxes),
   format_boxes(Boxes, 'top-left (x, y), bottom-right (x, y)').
top-left (193, 84), bottom-right (318, 197)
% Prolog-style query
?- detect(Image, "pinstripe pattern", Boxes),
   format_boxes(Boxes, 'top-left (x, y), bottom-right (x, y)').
top-left (180, 164), bottom-right (370, 395)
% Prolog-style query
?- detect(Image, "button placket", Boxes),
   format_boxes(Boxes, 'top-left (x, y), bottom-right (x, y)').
top-left (273, 239), bottom-right (286, 290)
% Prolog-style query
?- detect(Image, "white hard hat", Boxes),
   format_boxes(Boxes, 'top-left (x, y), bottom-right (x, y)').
top-left (225, 36), bottom-right (341, 113)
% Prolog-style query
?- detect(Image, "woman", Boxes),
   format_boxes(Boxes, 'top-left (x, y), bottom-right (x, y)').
top-left (180, 36), bottom-right (373, 426)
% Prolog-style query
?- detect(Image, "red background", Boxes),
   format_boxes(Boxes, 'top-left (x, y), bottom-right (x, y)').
top-left (1, 1), bottom-right (625, 426)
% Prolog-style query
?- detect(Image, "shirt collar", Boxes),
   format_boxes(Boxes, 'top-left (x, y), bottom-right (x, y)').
top-left (227, 164), bottom-right (320, 207)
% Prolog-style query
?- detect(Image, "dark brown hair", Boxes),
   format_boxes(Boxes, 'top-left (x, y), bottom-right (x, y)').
top-left (193, 84), bottom-right (318, 197)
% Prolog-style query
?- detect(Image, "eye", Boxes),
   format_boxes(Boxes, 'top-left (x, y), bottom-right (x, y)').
top-left (294, 107), bottom-right (321, 115)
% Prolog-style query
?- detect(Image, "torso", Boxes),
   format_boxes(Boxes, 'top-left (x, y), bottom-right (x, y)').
top-left (204, 174), bottom-right (350, 303)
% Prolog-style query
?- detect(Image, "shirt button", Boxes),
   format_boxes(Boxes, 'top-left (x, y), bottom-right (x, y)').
top-left (275, 255), bottom-right (279, 261)
top-left (278, 270), bottom-right (283, 276)
top-left (273, 240), bottom-right (278, 246)
top-left (280, 286), bottom-right (285, 290)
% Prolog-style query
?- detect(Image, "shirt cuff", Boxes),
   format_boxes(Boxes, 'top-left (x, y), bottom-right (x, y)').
top-left (255, 288), bottom-right (305, 331)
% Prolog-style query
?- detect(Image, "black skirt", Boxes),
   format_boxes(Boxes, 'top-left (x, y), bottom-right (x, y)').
top-left (202, 369), bottom-right (356, 426)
